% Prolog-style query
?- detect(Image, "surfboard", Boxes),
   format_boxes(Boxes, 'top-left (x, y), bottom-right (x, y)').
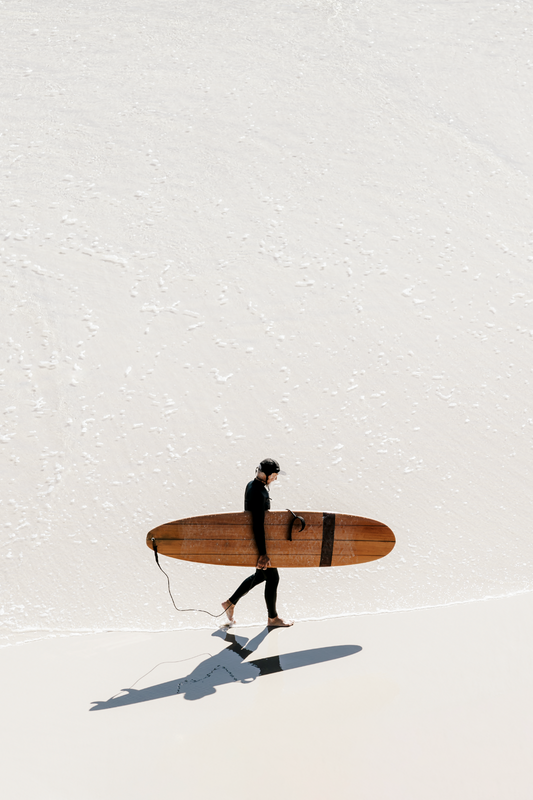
top-left (146, 510), bottom-right (395, 568)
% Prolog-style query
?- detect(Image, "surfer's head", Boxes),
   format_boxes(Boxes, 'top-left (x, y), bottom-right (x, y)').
top-left (256, 458), bottom-right (281, 485)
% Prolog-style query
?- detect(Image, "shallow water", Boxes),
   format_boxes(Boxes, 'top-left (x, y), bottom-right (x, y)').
top-left (2, 0), bottom-right (532, 645)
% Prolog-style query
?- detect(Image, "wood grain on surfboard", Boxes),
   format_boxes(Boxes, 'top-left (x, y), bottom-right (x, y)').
top-left (146, 511), bottom-right (395, 568)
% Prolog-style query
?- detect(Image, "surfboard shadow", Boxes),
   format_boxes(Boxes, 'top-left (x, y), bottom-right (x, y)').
top-left (89, 629), bottom-right (362, 708)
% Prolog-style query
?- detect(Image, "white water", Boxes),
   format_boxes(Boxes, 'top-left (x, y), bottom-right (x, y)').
top-left (2, 0), bottom-right (533, 645)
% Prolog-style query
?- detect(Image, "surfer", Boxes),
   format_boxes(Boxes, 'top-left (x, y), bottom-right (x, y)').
top-left (222, 458), bottom-right (293, 628)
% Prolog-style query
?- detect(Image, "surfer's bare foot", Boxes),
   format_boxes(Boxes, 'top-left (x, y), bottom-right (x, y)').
top-left (267, 616), bottom-right (293, 628)
top-left (222, 601), bottom-right (235, 623)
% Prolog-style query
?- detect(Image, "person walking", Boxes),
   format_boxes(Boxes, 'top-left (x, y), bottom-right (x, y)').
top-left (222, 458), bottom-right (293, 628)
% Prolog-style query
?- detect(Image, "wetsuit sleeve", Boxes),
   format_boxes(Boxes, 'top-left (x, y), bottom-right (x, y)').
top-left (246, 482), bottom-right (267, 556)
top-left (251, 504), bottom-right (267, 556)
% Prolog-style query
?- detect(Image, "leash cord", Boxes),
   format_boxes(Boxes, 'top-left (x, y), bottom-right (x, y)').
top-left (151, 538), bottom-right (227, 618)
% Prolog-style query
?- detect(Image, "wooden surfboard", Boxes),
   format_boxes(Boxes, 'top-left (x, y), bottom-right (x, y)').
top-left (147, 510), bottom-right (395, 568)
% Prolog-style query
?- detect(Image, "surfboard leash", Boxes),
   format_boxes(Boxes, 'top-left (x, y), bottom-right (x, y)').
top-left (150, 537), bottom-right (229, 618)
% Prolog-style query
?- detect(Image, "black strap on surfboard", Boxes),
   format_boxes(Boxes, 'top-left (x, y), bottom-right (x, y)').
top-left (287, 509), bottom-right (305, 541)
top-left (320, 513), bottom-right (335, 567)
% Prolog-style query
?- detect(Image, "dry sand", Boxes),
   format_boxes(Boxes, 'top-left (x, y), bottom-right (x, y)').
top-left (2, 1), bottom-right (533, 796)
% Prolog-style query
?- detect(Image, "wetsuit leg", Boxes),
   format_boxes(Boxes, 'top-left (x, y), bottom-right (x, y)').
top-left (228, 569), bottom-right (266, 607)
top-left (264, 568), bottom-right (279, 619)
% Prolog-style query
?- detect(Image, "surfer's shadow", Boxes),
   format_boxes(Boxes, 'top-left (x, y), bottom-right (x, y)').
top-left (89, 629), bottom-right (362, 708)
top-left (173, 628), bottom-right (270, 700)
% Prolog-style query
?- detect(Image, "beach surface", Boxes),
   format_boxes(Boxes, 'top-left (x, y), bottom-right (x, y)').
top-left (2, 0), bottom-right (533, 796)
top-left (2, 593), bottom-right (533, 800)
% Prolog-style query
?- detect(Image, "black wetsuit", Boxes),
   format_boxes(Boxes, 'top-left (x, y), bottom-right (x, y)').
top-left (228, 478), bottom-right (279, 619)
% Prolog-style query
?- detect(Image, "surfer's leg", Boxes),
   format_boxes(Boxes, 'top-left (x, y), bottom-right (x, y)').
top-left (224, 570), bottom-right (266, 620)
top-left (265, 569), bottom-right (293, 627)
top-left (264, 568), bottom-right (279, 618)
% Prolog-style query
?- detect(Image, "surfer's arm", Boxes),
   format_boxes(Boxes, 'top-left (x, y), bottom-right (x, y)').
top-left (245, 480), bottom-right (271, 568)
top-left (250, 504), bottom-right (268, 557)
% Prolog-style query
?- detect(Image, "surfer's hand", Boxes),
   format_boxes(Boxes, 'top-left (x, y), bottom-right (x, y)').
top-left (256, 555), bottom-right (271, 570)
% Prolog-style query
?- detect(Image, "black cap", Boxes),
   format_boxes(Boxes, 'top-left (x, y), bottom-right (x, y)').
top-left (258, 458), bottom-right (281, 476)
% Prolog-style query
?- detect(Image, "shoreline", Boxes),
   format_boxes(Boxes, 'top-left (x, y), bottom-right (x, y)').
top-left (4, 584), bottom-right (533, 648)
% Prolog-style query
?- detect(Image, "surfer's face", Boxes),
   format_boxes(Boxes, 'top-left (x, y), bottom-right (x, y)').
top-left (266, 472), bottom-right (278, 486)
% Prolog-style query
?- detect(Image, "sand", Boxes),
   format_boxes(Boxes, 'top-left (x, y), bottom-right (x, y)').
top-left (2, 0), bottom-right (533, 795)
top-left (2, 594), bottom-right (533, 799)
